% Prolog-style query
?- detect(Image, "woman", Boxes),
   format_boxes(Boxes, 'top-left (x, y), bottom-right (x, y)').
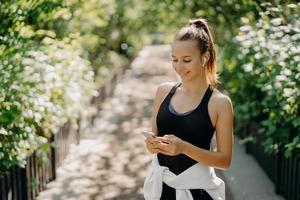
top-left (143, 18), bottom-right (233, 200)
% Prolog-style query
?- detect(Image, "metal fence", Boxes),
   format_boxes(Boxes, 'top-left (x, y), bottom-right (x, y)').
top-left (0, 64), bottom-right (130, 200)
top-left (0, 166), bottom-right (27, 200)
top-left (242, 121), bottom-right (300, 200)
top-left (0, 132), bottom-right (57, 200)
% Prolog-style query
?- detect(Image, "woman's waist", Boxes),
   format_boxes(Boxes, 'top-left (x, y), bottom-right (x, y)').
top-left (157, 153), bottom-right (197, 175)
top-left (157, 153), bottom-right (217, 178)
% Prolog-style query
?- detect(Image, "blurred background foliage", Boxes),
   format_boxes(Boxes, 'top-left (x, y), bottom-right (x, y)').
top-left (0, 0), bottom-right (299, 174)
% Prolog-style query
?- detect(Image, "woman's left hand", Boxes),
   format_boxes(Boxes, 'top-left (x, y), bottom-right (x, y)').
top-left (154, 134), bottom-right (187, 156)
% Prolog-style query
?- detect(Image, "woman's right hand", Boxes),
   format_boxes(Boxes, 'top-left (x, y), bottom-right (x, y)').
top-left (144, 137), bottom-right (161, 154)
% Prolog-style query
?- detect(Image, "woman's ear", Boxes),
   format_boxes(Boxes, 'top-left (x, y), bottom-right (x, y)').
top-left (202, 52), bottom-right (210, 66)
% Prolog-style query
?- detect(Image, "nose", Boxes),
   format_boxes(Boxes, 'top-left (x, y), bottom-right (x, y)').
top-left (174, 61), bottom-right (186, 72)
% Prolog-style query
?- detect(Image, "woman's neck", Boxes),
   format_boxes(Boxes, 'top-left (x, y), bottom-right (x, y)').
top-left (180, 79), bottom-right (209, 95)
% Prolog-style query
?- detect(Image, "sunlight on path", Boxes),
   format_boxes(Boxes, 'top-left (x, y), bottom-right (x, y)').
top-left (37, 45), bottom-right (178, 200)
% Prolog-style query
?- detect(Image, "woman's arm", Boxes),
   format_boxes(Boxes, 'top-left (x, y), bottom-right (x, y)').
top-left (150, 82), bottom-right (174, 135)
top-left (145, 82), bottom-right (174, 154)
top-left (156, 94), bottom-right (234, 170)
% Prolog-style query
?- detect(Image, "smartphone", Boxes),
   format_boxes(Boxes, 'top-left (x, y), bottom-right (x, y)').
top-left (142, 131), bottom-right (157, 139)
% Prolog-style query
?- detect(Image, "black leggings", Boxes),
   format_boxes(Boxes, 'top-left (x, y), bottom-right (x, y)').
top-left (160, 183), bottom-right (214, 200)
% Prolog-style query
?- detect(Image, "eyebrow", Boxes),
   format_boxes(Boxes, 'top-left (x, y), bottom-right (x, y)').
top-left (171, 55), bottom-right (192, 58)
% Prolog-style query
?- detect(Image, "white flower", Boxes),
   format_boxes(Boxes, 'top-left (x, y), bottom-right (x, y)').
top-left (240, 25), bottom-right (252, 32)
top-left (255, 53), bottom-right (262, 59)
top-left (287, 4), bottom-right (297, 8)
top-left (271, 18), bottom-right (281, 26)
top-left (274, 82), bottom-right (282, 89)
top-left (243, 63), bottom-right (253, 72)
top-left (283, 104), bottom-right (291, 112)
top-left (283, 88), bottom-right (294, 97)
top-left (0, 128), bottom-right (8, 135)
top-left (283, 68), bottom-right (292, 76)
top-left (278, 61), bottom-right (286, 67)
top-left (276, 75), bottom-right (287, 82)
top-left (264, 84), bottom-right (272, 91)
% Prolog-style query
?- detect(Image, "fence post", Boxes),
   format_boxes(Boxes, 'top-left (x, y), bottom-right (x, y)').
top-left (274, 150), bottom-right (281, 194)
top-left (51, 134), bottom-right (57, 181)
top-left (76, 117), bottom-right (81, 145)
top-left (19, 166), bottom-right (28, 200)
top-left (297, 157), bottom-right (300, 200)
top-left (11, 166), bottom-right (18, 200)
top-left (6, 172), bottom-right (12, 200)
top-left (0, 173), bottom-right (7, 200)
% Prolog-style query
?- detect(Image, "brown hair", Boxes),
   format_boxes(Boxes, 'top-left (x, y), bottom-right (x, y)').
top-left (174, 18), bottom-right (219, 86)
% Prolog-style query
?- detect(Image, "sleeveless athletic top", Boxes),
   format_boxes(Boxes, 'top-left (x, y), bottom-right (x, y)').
top-left (156, 82), bottom-right (215, 200)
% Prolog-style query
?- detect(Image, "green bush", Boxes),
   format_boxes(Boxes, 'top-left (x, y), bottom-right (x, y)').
top-left (0, 34), bottom-right (95, 174)
top-left (0, 0), bottom-right (95, 174)
top-left (226, 2), bottom-right (300, 157)
top-left (0, 0), bottom-right (151, 174)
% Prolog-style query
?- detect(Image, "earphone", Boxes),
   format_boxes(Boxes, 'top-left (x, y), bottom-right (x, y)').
top-left (202, 58), bottom-right (207, 67)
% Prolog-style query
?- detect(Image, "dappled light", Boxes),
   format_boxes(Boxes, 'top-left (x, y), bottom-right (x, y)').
top-left (1, 1), bottom-right (299, 200)
top-left (37, 45), bottom-right (177, 200)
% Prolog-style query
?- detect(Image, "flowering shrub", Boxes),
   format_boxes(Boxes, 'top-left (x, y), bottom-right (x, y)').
top-left (0, 0), bottom-right (151, 174)
top-left (0, 35), bottom-right (95, 173)
top-left (0, 0), bottom-right (96, 174)
top-left (0, 0), bottom-right (148, 175)
top-left (230, 2), bottom-right (300, 157)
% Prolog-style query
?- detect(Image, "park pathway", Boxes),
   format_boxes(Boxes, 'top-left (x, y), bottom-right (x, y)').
top-left (37, 45), bottom-right (284, 200)
top-left (37, 45), bottom-right (178, 200)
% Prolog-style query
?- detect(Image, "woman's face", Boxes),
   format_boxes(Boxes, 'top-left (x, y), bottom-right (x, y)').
top-left (171, 40), bottom-right (205, 83)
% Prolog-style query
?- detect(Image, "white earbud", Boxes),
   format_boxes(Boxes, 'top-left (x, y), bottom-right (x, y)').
top-left (202, 58), bottom-right (206, 66)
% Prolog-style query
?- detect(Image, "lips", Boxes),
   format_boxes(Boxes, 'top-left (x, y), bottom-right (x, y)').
top-left (181, 71), bottom-right (190, 77)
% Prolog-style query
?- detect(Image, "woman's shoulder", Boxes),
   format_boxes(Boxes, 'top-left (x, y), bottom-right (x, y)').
top-left (211, 88), bottom-right (233, 111)
top-left (154, 81), bottom-right (177, 102)
top-left (157, 81), bottom-right (177, 93)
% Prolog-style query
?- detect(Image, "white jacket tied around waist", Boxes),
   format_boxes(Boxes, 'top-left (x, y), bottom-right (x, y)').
top-left (143, 133), bottom-right (225, 200)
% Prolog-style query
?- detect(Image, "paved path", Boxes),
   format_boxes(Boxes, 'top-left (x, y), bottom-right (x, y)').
top-left (37, 45), bottom-right (284, 200)
top-left (223, 135), bottom-right (285, 200)
top-left (37, 45), bottom-right (176, 200)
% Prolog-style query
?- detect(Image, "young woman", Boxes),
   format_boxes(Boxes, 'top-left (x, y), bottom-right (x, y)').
top-left (143, 18), bottom-right (234, 200)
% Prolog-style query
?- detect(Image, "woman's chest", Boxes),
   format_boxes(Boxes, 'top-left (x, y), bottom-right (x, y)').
top-left (157, 109), bottom-right (215, 148)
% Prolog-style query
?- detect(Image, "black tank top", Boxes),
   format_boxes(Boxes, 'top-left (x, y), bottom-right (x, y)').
top-left (156, 82), bottom-right (215, 200)
top-left (157, 82), bottom-right (215, 174)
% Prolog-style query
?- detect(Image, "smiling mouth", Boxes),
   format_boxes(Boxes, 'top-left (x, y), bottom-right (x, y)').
top-left (181, 71), bottom-right (190, 77)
